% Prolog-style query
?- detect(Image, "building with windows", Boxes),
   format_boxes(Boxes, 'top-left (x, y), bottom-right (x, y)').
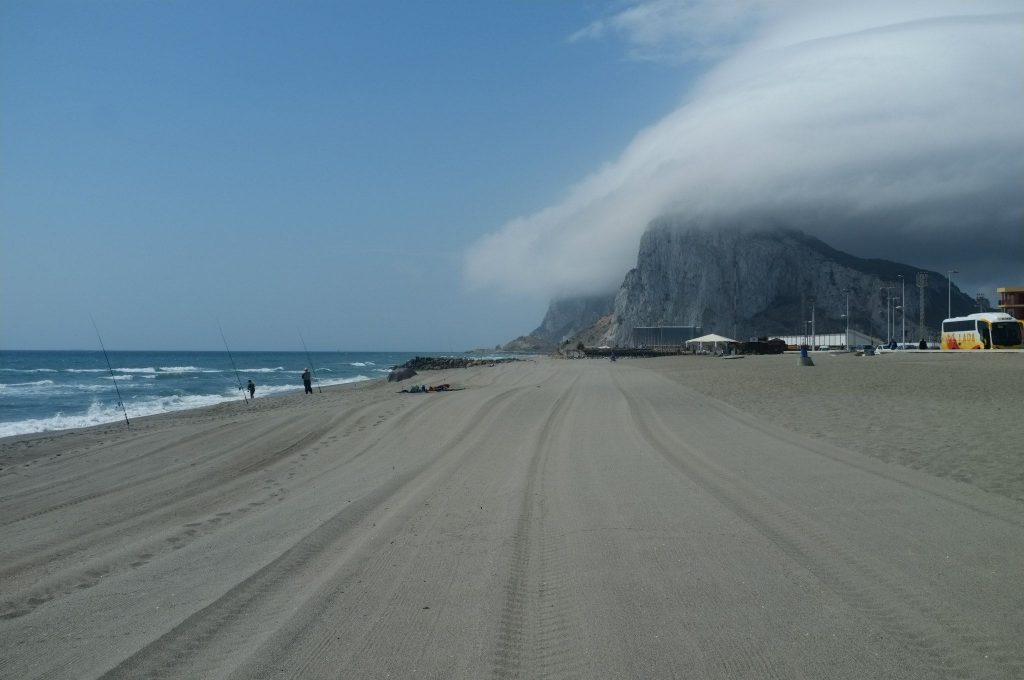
top-left (997, 286), bottom-right (1024, 320)
top-left (770, 330), bottom-right (877, 350)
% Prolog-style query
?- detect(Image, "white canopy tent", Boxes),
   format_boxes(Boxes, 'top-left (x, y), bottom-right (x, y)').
top-left (685, 333), bottom-right (739, 353)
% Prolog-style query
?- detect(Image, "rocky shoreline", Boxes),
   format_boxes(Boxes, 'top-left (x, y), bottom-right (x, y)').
top-left (395, 356), bottom-right (524, 372)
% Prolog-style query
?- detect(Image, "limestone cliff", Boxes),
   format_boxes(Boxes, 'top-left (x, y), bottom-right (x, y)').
top-left (527, 293), bottom-right (616, 346)
top-left (525, 216), bottom-right (981, 348)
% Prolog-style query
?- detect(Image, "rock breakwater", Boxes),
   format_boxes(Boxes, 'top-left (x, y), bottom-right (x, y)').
top-left (394, 356), bottom-right (522, 372)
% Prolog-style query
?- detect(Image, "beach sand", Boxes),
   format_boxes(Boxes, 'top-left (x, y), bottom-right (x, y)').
top-left (1, 352), bottom-right (1022, 678)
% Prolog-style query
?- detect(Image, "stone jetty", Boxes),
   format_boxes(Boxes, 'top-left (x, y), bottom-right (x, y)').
top-left (393, 356), bottom-right (522, 372)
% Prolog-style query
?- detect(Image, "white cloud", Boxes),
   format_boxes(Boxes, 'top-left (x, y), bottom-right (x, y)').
top-left (568, 0), bottom-right (789, 63)
top-left (465, 1), bottom-right (1024, 298)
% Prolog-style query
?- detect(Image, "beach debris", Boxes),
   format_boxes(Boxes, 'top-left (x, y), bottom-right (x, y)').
top-left (399, 383), bottom-right (459, 393)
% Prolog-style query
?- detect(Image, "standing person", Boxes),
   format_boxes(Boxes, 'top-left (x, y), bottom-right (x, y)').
top-left (247, 379), bottom-right (256, 399)
top-left (302, 368), bottom-right (313, 394)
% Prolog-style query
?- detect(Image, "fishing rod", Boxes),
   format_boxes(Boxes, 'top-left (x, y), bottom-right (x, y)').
top-left (90, 316), bottom-right (130, 428)
top-left (219, 323), bottom-right (249, 404)
top-left (299, 332), bottom-right (323, 393)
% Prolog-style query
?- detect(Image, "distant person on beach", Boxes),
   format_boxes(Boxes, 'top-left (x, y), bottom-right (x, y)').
top-left (247, 380), bottom-right (256, 399)
top-left (302, 368), bottom-right (313, 394)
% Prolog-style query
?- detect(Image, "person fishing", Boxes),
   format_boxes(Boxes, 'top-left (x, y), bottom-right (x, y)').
top-left (246, 379), bottom-right (256, 399)
top-left (302, 368), bottom-right (313, 394)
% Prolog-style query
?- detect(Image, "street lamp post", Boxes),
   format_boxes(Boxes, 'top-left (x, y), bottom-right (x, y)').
top-left (885, 297), bottom-right (890, 343)
top-left (898, 274), bottom-right (905, 349)
top-left (895, 302), bottom-right (903, 347)
top-left (947, 269), bottom-right (959, 319)
top-left (880, 294), bottom-right (888, 342)
top-left (842, 288), bottom-right (850, 349)
top-left (879, 286), bottom-right (893, 346)
top-left (890, 296), bottom-right (900, 346)
top-left (885, 296), bottom-right (893, 344)
top-left (811, 304), bottom-right (815, 349)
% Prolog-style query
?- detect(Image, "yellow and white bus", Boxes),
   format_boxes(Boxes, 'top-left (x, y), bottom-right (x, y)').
top-left (941, 312), bottom-right (1024, 350)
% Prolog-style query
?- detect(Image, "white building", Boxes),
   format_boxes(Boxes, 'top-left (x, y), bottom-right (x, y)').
top-left (769, 329), bottom-right (877, 349)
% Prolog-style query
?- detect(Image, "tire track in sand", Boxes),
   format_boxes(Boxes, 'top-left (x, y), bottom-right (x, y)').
top-left (0, 392), bottom-right (395, 585)
top-left (93, 383), bottom-right (537, 680)
top-left (0, 414), bottom-right (342, 613)
top-left (491, 371), bottom-right (586, 680)
top-left (615, 371), bottom-right (1023, 680)
top-left (225, 377), bottom-right (568, 680)
top-left (690, 387), bottom-right (1024, 531)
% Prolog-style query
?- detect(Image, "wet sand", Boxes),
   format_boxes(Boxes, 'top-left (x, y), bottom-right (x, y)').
top-left (2, 353), bottom-right (1022, 678)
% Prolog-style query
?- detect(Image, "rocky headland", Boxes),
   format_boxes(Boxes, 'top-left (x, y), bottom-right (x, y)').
top-left (521, 217), bottom-right (983, 348)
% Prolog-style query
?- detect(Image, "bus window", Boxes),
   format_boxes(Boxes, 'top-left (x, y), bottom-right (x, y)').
top-left (943, 320), bottom-right (975, 333)
top-left (979, 324), bottom-right (991, 349)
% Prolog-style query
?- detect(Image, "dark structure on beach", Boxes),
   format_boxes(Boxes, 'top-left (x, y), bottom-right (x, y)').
top-left (632, 326), bottom-right (703, 348)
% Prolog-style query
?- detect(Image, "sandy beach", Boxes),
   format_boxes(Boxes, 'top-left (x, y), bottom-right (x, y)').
top-left (1, 352), bottom-right (1022, 679)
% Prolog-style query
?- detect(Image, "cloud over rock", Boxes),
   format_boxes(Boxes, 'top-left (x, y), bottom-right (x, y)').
top-left (465, 1), bottom-right (1024, 298)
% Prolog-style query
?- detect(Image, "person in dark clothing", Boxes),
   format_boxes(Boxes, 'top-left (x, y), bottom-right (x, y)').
top-left (918, 338), bottom-right (927, 350)
top-left (247, 379), bottom-right (256, 399)
top-left (302, 368), bottom-right (313, 394)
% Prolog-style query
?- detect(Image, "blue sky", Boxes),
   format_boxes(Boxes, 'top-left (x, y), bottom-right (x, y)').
top-left (3, 1), bottom-right (1021, 351)
top-left (1, 1), bottom-right (691, 351)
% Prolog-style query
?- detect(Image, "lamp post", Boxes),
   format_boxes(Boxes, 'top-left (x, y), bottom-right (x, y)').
top-left (884, 296), bottom-right (889, 343)
top-left (887, 297), bottom-right (892, 343)
top-left (947, 269), bottom-right (959, 319)
top-left (890, 296), bottom-right (900, 346)
top-left (842, 288), bottom-right (850, 349)
top-left (895, 303), bottom-right (903, 347)
top-left (879, 286), bottom-right (893, 345)
top-left (811, 303), bottom-right (816, 348)
top-left (882, 298), bottom-right (888, 343)
top-left (898, 274), bottom-right (905, 349)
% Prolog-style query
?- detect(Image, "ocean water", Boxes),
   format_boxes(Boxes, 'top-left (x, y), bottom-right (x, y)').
top-left (0, 350), bottom-right (446, 438)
